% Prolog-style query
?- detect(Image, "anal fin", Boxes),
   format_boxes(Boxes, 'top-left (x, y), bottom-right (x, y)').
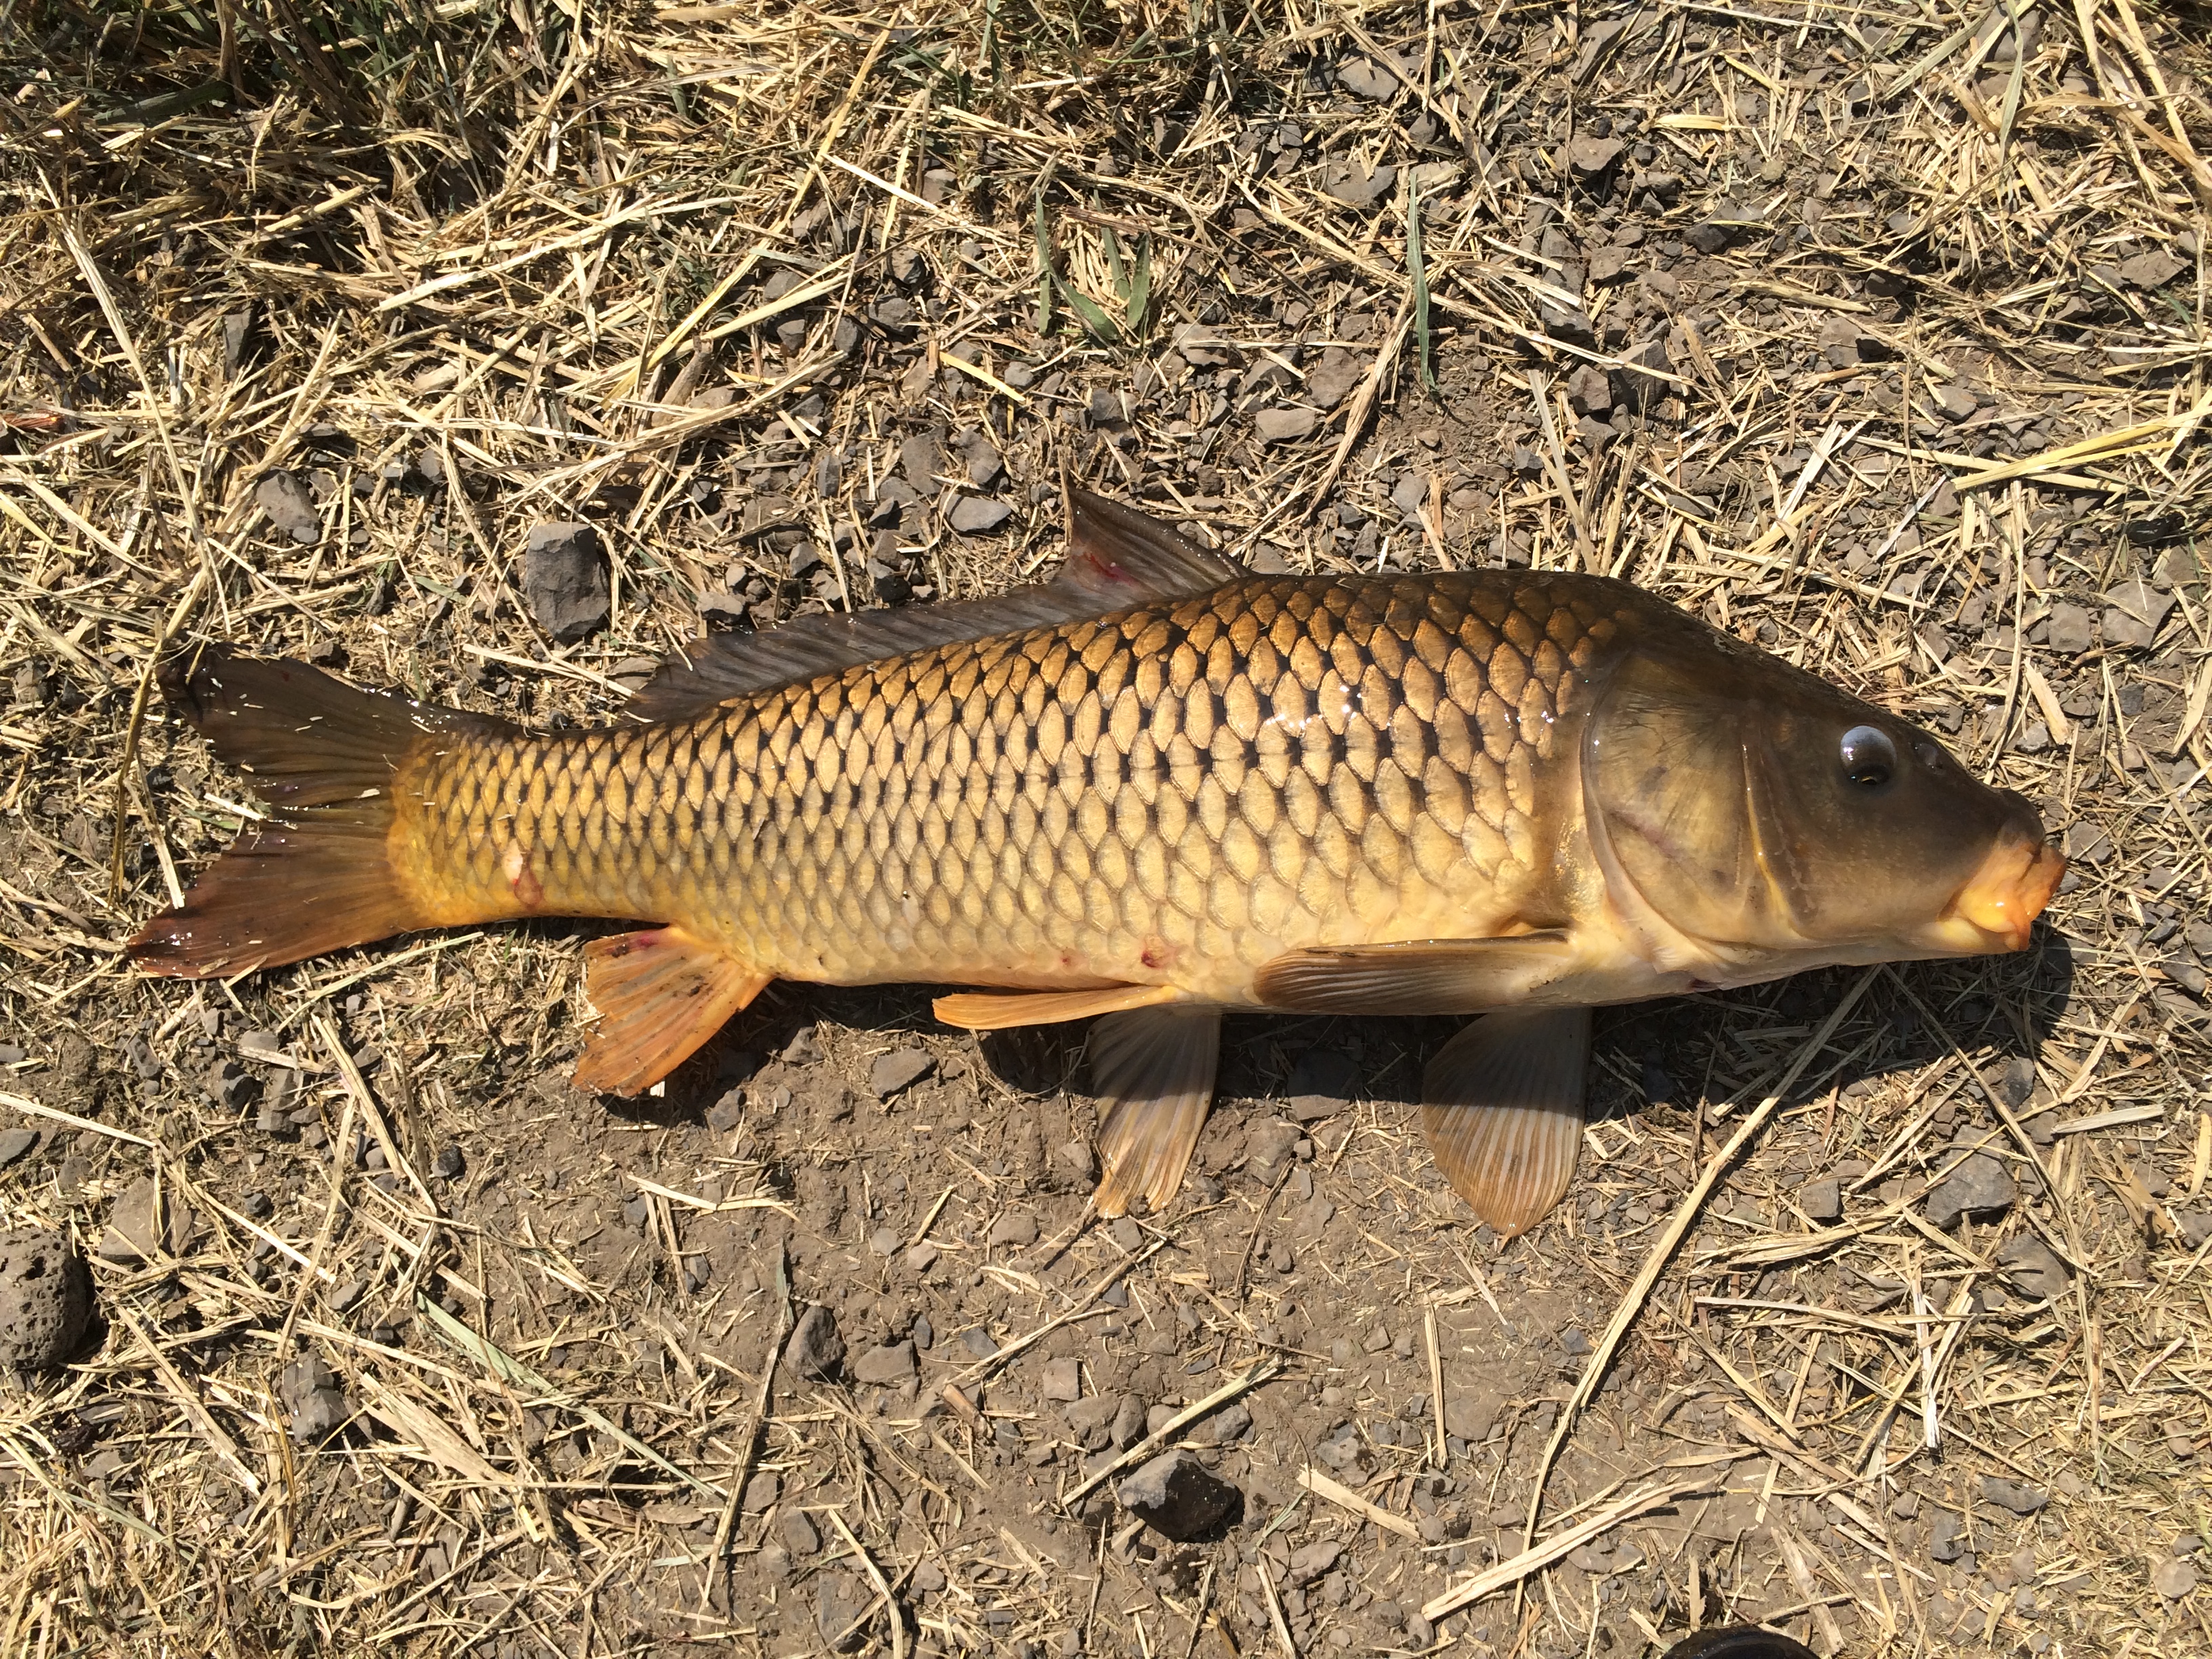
top-left (1420, 1007), bottom-right (1590, 1238)
top-left (933, 983), bottom-right (1183, 1031)
top-left (1089, 1006), bottom-right (1222, 1218)
top-left (575, 925), bottom-right (769, 1096)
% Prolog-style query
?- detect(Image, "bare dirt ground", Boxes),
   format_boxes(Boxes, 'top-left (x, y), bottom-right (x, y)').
top-left (3, 2), bottom-right (2211, 1656)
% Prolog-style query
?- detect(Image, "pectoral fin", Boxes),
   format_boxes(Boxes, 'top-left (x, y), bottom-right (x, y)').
top-left (1254, 933), bottom-right (1575, 1014)
top-left (1420, 1006), bottom-right (1590, 1238)
top-left (1088, 1005), bottom-right (1223, 1218)
top-left (575, 926), bottom-right (769, 1096)
top-left (933, 983), bottom-right (1184, 1030)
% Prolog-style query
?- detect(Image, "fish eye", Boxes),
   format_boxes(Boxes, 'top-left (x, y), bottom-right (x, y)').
top-left (1840, 724), bottom-right (1898, 789)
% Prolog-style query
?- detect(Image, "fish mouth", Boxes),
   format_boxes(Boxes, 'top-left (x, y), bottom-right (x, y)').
top-left (1933, 833), bottom-right (2066, 953)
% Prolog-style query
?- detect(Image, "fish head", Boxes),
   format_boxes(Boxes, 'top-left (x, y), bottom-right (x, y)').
top-left (1582, 638), bottom-right (2063, 975)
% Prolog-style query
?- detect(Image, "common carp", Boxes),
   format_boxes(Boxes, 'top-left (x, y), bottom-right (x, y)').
top-left (131, 489), bottom-right (2062, 1235)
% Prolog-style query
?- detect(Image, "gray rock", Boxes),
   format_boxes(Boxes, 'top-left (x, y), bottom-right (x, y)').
top-left (779, 1507), bottom-right (821, 1555)
top-left (0, 1128), bottom-right (37, 1170)
top-left (1198, 1401), bottom-right (1252, 1445)
top-left (290, 1387), bottom-right (352, 1442)
top-left (1254, 407), bottom-right (1321, 443)
top-left (2103, 577), bottom-right (2175, 649)
top-left (742, 1470), bottom-right (780, 1511)
top-left (948, 495), bottom-right (1014, 534)
top-left (1322, 161), bottom-right (1397, 207)
top-left (987, 1211), bottom-right (1039, 1248)
top-left (1930, 1512), bottom-right (1966, 1561)
top-left (0, 1229), bottom-right (94, 1371)
top-left (1925, 1152), bottom-right (2015, 1228)
top-left (785, 1303), bottom-right (844, 1381)
top-left (1112, 1393), bottom-right (1147, 1447)
top-left (256, 470), bottom-right (321, 544)
top-left (1996, 1234), bottom-right (2070, 1299)
top-left (1802, 1179), bottom-right (1843, 1225)
top-left (522, 523), bottom-right (609, 642)
top-left (1336, 59), bottom-right (1401, 101)
top-left (1567, 136), bottom-right (1624, 180)
top-left (1982, 1475), bottom-right (2049, 1515)
top-left (1292, 1195), bottom-right (1335, 1239)
top-left (1289, 1537), bottom-right (1343, 1584)
top-left (1041, 1355), bottom-right (1082, 1401)
top-left (868, 1226), bottom-right (901, 1256)
top-left (1116, 1448), bottom-right (1242, 1540)
top-left (2045, 603), bottom-right (2095, 654)
top-left (899, 433), bottom-right (943, 487)
top-left (2153, 1557), bottom-right (2199, 1599)
top-left (432, 1145), bottom-right (466, 1180)
top-left (853, 1341), bottom-right (916, 1387)
top-left (869, 1046), bottom-right (935, 1099)
top-left (98, 1177), bottom-right (167, 1263)
top-left (960, 1326), bottom-right (999, 1359)
top-left (1305, 348), bottom-right (1363, 410)
top-left (2118, 249), bottom-right (2188, 290)
top-left (1932, 383), bottom-right (1980, 422)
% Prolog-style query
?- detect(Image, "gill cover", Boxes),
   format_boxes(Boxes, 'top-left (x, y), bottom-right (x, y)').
top-left (1582, 643), bottom-right (2043, 956)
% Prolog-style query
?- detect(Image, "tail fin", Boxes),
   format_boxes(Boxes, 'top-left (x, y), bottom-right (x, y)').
top-left (129, 646), bottom-right (511, 979)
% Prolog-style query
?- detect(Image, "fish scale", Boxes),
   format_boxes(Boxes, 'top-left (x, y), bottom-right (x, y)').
top-left (390, 573), bottom-right (1624, 1006)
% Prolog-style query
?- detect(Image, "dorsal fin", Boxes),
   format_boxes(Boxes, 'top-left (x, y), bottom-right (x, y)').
top-left (627, 487), bottom-right (1242, 721)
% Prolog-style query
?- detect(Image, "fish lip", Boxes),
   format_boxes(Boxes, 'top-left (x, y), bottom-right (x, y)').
top-left (1940, 833), bottom-right (2066, 952)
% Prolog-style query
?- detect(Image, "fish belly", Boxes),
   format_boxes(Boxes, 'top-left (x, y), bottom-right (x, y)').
top-left (394, 574), bottom-right (1634, 1005)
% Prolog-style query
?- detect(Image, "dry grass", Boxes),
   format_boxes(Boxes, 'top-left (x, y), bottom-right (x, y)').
top-left (3, 1), bottom-right (2211, 1655)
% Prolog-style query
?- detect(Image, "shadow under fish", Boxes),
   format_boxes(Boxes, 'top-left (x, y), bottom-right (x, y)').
top-left (130, 488), bottom-right (2064, 1237)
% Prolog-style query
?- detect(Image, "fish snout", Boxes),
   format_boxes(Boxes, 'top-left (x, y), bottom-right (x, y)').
top-left (1944, 830), bottom-right (2066, 952)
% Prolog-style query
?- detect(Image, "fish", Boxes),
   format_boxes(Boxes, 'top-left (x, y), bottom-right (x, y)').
top-left (129, 488), bottom-right (2063, 1235)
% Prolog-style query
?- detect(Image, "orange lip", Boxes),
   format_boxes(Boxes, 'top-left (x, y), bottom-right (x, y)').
top-left (1947, 835), bottom-right (2066, 951)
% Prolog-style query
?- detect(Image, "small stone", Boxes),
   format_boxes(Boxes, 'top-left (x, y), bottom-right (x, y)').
top-left (1565, 364), bottom-right (1612, 416)
top-left (1568, 136), bottom-right (1624, 180)
top-left (521, 523), bottom-right (610, 642)
top-left (1336, 60), bottom-right (1401, 102)
top-left (743, 1470), bottom-right (780, 1511)
top-left (432, 1145), bottom-right (466, 1181)
top-left (1925, 1153), bottom-right (2015, 1228)
top-left (290, 1387), bottom-right (352, 1442)
top-left (948, 495), bottom-right (1014, 534)
top-left (1322, 161), bottom-right (1397, 207)
top-left (2154, 1557), bottom-right (2198, 1599)
top-left (1982, 1475), bottom-right (2049, 1515)
top-left (1561, 1326), bottom-right (1591, 1357)
top-left (1290, 1538), bottom-right (1345, 1585)
top-left (960, 1326), bottom-right (999, 1359)
top-left (1932, 383), bottom-right (1980, 422)
top-left (0, 1128), bottom-right (37, 1170)
top-left (1802, 1179), bottom-right (1843, 1224)
top-left (1930, 1512), bottom-right (1966, 1561)
top-left (1305, 348), bottom-right (1363, 409)
top-left (2118, 249), bottom-right (2188, 290)
top-left (1587, 247), bottom-right (1634, 285)
top-left (256, 470), bottom-right (322, 544)
top-left (785, 1304), bottom-right (844, 1381)
top-left (904, 1241), bottom-right (939, 1273)
top-left (1041, 1356), bottom-right (1082, 1402)
top-left (2104, 577), bottom-right (2175, 648)
top-left (868, 1047), bottom-right (935, 1099)
top-left (98, 1178), bottom-right (166, 1263)
top-left (1115, 1449), bottom-right (1242, 1541)
top-left (325, 1277), bottom-right (366, 1315)
top-left (987, 1211), bottom-right (1040, 1248)
top-left (1056, 1139), bottom-right (1096, 1180)
top-left (2045, 603), bottom-right (2095, 654)
top-left (1199, 1401), bottom-right (1252, 1446)
top-left (868, 1227), bottom-right (901, 1256)
top-left (1255, 407), bottom-right (1322, 443)
top-left (0, 1229), bottom-right (95, 1372)
top-left (853, 1341), bottom-right (917, 1385)
top-left (779, 1507), bottom-right (821, 1554)
top-left (1996, 1234), bottom-right (2070, 1299)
